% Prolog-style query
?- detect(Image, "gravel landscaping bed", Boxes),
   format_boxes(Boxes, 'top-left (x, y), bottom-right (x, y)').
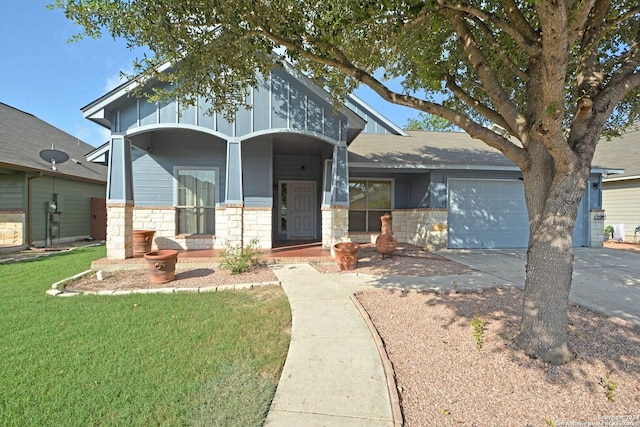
top-left (356, 287), bottom-right (640, 427)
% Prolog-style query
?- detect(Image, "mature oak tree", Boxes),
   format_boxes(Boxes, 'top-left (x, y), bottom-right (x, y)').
top-left (55, 0), bottom-right (640, 364)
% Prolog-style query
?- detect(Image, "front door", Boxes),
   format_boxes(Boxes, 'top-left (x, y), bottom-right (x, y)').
top-left (281, 181), bottom-right (317, 239)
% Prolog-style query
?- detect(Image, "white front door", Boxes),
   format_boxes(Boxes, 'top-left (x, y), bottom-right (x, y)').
top-left (289, 181), bottom-right (316, 239)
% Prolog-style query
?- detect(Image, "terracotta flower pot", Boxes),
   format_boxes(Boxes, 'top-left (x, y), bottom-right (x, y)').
top-left (334, 242), bottom-right (360, 271)
top-left (133, 230), bottom-right (155, 256)
top-left (376, 213), bottom-right (397, 256)
top-left (143, 249), bottom-right (178, 284)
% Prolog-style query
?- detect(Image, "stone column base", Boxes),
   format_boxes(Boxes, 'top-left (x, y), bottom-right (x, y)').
top-left (107, 202), bottom-right (133, 260)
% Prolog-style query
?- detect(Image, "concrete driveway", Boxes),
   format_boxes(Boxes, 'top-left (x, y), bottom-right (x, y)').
top-left (439, 248), bottom-right (640, 326)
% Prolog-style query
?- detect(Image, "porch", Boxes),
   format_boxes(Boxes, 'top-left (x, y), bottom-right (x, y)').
top-left (91, 241), bottom-right (332, 271)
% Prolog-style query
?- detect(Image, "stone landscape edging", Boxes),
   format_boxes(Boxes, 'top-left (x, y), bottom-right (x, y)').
top-left (46, 269), bottom-right (281, 297)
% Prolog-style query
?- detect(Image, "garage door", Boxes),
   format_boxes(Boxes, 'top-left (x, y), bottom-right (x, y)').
top-left (448, 179), bottom-right (529, 249)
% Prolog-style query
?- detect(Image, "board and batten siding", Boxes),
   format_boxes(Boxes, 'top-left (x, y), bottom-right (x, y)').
top-left (242, 140), bottom-right (273, 207)
top-left (113, 68), bottom-right (353, 141)
top-left (30, 176), bottom-right (105, 242)
top-left (131, 137), bottom-right (227, 206)
top-left (603, 178), bottom-right (640, 241)
top-left (0, 172), bottom-right (26, 209)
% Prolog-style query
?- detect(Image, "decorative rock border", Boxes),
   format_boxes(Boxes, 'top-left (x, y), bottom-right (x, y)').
top-left (351, 292), bottom-right (404, 427)
top-left (47, 270), bottom-right (281, 297)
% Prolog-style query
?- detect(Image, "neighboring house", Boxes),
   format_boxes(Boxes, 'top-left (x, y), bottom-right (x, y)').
top-left (82, 66), bottom-right (613, 259)
top-left (0, 103), bottom-right (107, 248)
top-left (593, 127), bottom-right (640, 242)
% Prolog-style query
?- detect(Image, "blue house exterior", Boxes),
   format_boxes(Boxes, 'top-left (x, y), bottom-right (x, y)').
top-left (84, 64), bottom-right (611, 260)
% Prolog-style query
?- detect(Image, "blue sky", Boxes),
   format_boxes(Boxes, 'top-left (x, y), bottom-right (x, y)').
top-left (1, 1), bottom-right (419, 148)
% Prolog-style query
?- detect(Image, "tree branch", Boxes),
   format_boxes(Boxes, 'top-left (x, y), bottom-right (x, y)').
top-left (257, 23), bottom-right (527, 168)
top-left (499, 0), bottom-right (539, 45)
top-left (575, 0), bottom-right (609, 99)
top-left (470, 15), bottom-right (528, 81)
top-left (437, 0), bottom-right (540, 55)
top-left (567, 0), bottom-right (596, 47)
top-left (447, 12), bottom-right (527, 136)
top-left (445, 75), bottom-right (511, 131)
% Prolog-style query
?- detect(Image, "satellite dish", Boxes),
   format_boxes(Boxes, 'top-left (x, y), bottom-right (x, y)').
top-left (39, 149), bottom-right (69, 171)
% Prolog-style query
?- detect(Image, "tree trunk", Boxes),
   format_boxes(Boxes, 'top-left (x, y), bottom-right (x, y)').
top-left (516, 239), bottom-right (575, 365)
top-left (515, 146), bottom-right (589, 365)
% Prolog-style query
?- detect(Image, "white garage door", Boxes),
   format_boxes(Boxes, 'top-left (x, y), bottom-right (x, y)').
top-left (448, 179), bottom-right (529, 249)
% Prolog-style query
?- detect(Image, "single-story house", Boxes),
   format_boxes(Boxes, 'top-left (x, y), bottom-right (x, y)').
top-left (0, 103), bottom-right (108, 248)
top-left (593, 127), bottom-right (640, 242)
top-left (82, 65), bottom-right (614, 259)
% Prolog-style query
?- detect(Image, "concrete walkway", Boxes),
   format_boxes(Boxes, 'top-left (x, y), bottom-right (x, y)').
top-left (265, 264), bottom-right (395, 427)
top-left (264, 248), bottom-right (640, 427)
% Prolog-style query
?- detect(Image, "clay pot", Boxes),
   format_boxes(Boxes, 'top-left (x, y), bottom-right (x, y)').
top-left (333, 242), bottom-right (360, 271)
top-left (143, 250), bottom-right (178, 284)
top-left (133, 230), bottom-right (155, 256)
top-left (376, 213), bottom-right (397, 256)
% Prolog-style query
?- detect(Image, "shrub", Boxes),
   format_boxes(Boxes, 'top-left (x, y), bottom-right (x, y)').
top-left (604, 225), bottom-right (613, 238)
top-left (219, 238), bottom-right (263, 274)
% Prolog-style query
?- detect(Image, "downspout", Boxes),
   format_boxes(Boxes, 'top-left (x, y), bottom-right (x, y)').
top-left (27, 172), bottom-right (44, 246)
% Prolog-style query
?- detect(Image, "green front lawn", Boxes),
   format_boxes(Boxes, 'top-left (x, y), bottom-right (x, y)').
top-left (0, 245), bottom-right (291, 426)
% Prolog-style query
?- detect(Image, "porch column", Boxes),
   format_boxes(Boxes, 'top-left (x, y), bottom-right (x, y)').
top-left (321, 144), bottom-right (350, 250)
top-left (225, 138), bottom-right (244, 247)
top-left (106, 136), bottom-right (134, 259)
top-left (332, 144), bottom-right (349, 205)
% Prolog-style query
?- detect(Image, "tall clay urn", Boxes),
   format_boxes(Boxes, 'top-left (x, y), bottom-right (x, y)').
top-left (133, 230), bottom-right (155, 256)
top-left (333, 242), bottom-right (360, 271)
top-left (144, 250), bottom-right (178, 284)
top-left (376, 213), bottom-right (397, 256)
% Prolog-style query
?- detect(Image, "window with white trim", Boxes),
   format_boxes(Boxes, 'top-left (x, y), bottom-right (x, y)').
top-left (348, 179), bottom-right (393, 232)
top-left (175, 168), bottom-right (217, 234)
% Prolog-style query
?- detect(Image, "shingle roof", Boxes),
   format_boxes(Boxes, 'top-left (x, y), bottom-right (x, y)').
top-left (351, 130), bottom-right (624, 174)
top-left (0, 103), bottom-right (107, 183)
top-left (349, 131), bottom-right (519, 170)
top-left (593, 127), bottom-right (640, 180)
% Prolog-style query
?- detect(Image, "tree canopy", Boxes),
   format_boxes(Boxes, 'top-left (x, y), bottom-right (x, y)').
top-left (55, 0), bottom-right (640, 365)
top-left (404, 113), bottom-right (459, 131)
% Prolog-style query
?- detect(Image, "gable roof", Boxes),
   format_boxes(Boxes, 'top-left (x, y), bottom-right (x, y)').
top-left (351, 131), bottom-right (622, 174)
top-left (593, 126), bottom-right (639, 181)
top-left (81, 63), bottom-right (370, 144)
top-left (0, 103), bottom-right (107, 183)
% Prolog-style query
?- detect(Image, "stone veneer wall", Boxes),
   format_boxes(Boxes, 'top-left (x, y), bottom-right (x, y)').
top-left (224, 205), bottom-right (244, 249)
top-left (349, 208), bottom-right (449, 251)
top-left (0, 210), bottom-right (25, 247)
top-left (132, 206), bottom-right (224, 251)
top-left (590, 209), bottom-right (605, 248)
top-left (243, 207), bottom-right (272, 249)
top-left (107, 203), bottom-right (133, 259)
top-left (322, 207), bottom-right (349, 250)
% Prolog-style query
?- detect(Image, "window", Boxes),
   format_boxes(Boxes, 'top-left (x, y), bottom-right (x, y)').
top-left (349, 179), bottom-right (392, 232)
top-left (175, 168), bottom-right (217, 234)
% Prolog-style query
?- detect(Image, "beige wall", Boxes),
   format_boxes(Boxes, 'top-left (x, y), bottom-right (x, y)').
top-left (603, 178), bottom-right (640, 242)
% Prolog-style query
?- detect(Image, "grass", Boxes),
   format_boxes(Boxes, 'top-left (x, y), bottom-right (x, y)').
top-left (0, 245), bottom-right (291, 426)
